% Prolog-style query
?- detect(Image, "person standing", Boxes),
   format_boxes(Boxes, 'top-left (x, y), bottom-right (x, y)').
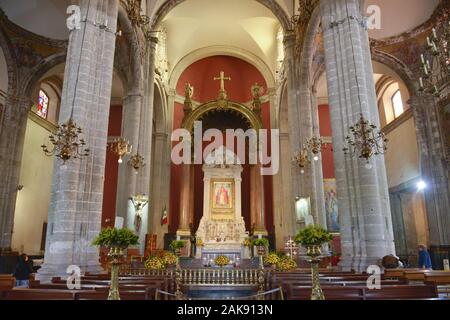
top-left (417, 244), bottom-right (432, 269)
top-left (13, 254), bottom-right (34, 287)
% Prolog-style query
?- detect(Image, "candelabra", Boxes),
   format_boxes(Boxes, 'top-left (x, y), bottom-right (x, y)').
top-left (306, 136), bottom-right (325, 161)
top-left (342, 114), bottom-right (388, 169)
top-left (41, 119), bottom-right (90, 163)
top-left (292, 145), bottom-right (309, 174)
top-left (418, 20), bottom-right (450, 97)
top-left (110, 137), bottom-right (132, 164)
top-left (128, 152), bottom-right (145, 173)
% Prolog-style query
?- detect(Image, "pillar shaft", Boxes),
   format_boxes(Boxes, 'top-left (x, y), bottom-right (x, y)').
top-left (37, 0), bottom-right (119, 281)
top-left (177, 164), bottom-right (191, 236)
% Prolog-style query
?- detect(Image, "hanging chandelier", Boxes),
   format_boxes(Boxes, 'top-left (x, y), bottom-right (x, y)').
top-left (292, 146), bottom-right (309, 174)
top-left (41, 119), bottom-right (90, 163)
top-left (110, 137), bottom-right (132, 163)
top-left (121, 0), bottom-right (150, 27)
top-left (306, 136), bottom-right (325, 161)
top-left (128, 152), bottom-right (145, 173)
top-left (342, 114), bottom-right (388, 168)
top-left (418, 19), bottom-right (450, 97)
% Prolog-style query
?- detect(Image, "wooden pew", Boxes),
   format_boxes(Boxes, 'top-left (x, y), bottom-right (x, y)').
top-left (424, 272), bottom-right (450, 285)
top-left (363, 284), bottom-right (438, 300)
top-left (287, 285), bottom-right (364, 300)
top-left (0, 275), bottom-right (15, 290)
top-left (0, 288), bottom-right (77, 300)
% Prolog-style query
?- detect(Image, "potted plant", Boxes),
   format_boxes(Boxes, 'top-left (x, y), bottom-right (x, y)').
top-left (92, 227), bottom-right (139, 300)
top-left (264, 252), bottom-right (281, 269)
top-left (215, 255), bottom-right (230, 268)
top-left (294, 225), bottom-right (332, 300)
top-left (144, 256), bottom-right (165, 270)
top-left (170, 240), bottom-right (186, 256)
top-left (161, 251), bottom-right (178, 267)
top-left (252, 238), bottom-right (269, 256)
top-left (276, 255), bottom-right (298, 272)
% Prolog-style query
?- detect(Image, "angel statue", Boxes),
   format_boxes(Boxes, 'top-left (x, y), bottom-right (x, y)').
top-left (184, 83), bottom-right (194, 113)
top-left (251, 83), bottom-right (263, 114)
top-left (129, 194), bottom-right (149, 232)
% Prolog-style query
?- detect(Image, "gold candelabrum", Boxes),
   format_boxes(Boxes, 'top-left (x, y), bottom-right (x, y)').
top-left (107, 246), bottom-right (126, 300)
top-left (419, 20), bottom-right (450, 97)
top-left (121, 0), bottom-right (150, 27)
top-left (110, 137), bottom-right (132, 164)
top-left (128, 152), bottom-right (146, 173)
top-left (306, 245), bottom-right (325, 300)
top-left (342, 114), bottom-right (387, 168)
top-left (41, 118), bottom-right (90, 163)
top-left (292, 136), bottom-right (325, 174)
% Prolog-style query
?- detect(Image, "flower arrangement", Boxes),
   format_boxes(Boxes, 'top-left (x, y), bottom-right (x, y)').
top-left (214, 255), bottom-right (230, 267)
top-left (161, 251), bottom-right (178, 266)
top-left (169, 240), bottom-right (186, 251)
top-left (196, 238), bottom-right (204, 247)
top-left (243, 238), bottom-right (252, 247)
top-left (252, 238), bottom-right (269, 247)
top-left (294, 225), bottom-right (332, 246)
top-left (144, 256), bottom-right (165, 270)
top-left (276, 256), bottom-right (297, 271)
top-left (92, 227), bottom-right (139, 248)
top-left (264, 252), bottom-right (281, 266)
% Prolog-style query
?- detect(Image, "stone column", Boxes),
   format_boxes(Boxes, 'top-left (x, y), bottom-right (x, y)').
top-left (409, 95), bottom-right (450, 246)
top-left (0, 96), bottom-right (30, 250)
top-left (177, 164), bottom-right (191, 236)
top-left (252, 164), bottom-right (267, 235)
top-left (37, 0), bottom-right (119, 281)
top-left (320, 0), bottom-right (395, 271)
top-left (188, 164), bottom-right (195, 229)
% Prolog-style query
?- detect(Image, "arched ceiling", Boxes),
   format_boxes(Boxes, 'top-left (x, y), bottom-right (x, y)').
top-left (161, 0), bottom-right (281, 77)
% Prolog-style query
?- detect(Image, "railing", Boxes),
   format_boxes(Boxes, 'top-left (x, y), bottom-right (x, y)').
top-left (176, 268), bottom-right (264, 286)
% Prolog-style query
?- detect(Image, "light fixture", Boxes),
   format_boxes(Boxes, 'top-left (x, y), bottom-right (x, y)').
top-left (121, 0), bottom-right (150, 28)
top-left (41, 119), bottom-right (90, 163)
top-left (306, 136), bottom-right (325, 161)
top-left (128, 152), bottom-right (145, 173)
top-left (418, 20), bottom-right (449, 97)
top-left (343, 114), bottom-right (388, 165)
top-left (417, 180), bottom-right (427, 191)
top-left (292, 145), bottom-right (309, 174)
top-left (110, 137), bottom-right (132, 164)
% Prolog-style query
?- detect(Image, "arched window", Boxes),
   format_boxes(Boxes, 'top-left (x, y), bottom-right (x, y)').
top-left (391, 90), bottom-right (404, 119)
top-left (37, 89), bottom-right (49, 119)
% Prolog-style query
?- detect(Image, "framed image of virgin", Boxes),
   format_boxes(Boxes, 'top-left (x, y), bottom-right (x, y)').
top-left (210, 179), bottom-right (234, 218)
top-left (324, 179), bottom-right (340, 233)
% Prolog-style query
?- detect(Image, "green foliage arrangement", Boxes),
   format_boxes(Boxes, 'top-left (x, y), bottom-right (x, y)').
top-left (144, 256), bottom-right (165, 270)
top-left (276, 256), bottom-right (297, 271)
top-left (170, 240), bottom-right (186, 251)
top-left (294, 225), bottom-right (333, 246)
top-left (264, 252), bottom-right (281, 265)
top-left (92, 227), bottom-right (139, 248)
top-left (252, 238), bottom-right (269, 247)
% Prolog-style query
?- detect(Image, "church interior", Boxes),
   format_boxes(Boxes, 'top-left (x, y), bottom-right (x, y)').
top-left (0, 0), bottom-right (449, 301)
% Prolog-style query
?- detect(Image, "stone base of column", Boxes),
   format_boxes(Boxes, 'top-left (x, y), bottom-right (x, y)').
top-left (36, 262), bottom-right (104, 284)
top-left (339, 255), bottom-right (382, 273)
top-left (176, 229), bottom-right (191, 237)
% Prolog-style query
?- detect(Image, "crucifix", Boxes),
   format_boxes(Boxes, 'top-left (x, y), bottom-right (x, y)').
top-left (214, 71), bottom-right (231, 99)
top-left (129, 194), bottom-right (149, 232)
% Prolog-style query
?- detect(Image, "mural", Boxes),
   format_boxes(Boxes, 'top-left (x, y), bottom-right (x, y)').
top-left (324, 179), bottom-right (339, 233)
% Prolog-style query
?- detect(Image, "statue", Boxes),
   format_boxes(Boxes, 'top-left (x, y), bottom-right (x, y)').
top-left (183, 83), bottom-right (194, 113)
top-left (251, 83), bottom-right (263, 114)
top-left (129, 194), bottom-right (148, 232)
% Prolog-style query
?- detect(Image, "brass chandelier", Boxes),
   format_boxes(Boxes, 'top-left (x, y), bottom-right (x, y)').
top-left (292, 136), bottom-right (325, 174)
top-left (342, 114), bottom-right (388, 168)
top-left (121, 0), bottom-right (150, 27)
top-left (41, 119), bottom-right (90, 164)
top-left (128, 152), bottom-right (145, 173)
top-left (110, 137), bottom-right (132, 163)
top-left (292, 146), bottom-right (309, 174)
top-left (306, 136), bottom-right (325, 161)
top-left (419, 19), bottom-right (450, 97)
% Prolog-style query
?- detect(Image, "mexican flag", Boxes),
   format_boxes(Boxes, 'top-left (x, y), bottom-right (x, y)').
top-left (161, 205), bottom-right (168, 225)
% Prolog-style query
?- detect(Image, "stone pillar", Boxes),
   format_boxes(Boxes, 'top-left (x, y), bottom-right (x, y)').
top-left (320, 0), bottom-right (395, 271)
top-left (410, 95), bottom-right (450, 246)
top-left (0, 96), bottom-right (30, 250)
top-left (252, 164), bottom-right (267, 235)
top-left (188, 164), bottom-right (195, 229)
top-left (177, 164), bottom-right (191, 236)
top-left (37, 0), bottom-right (119, 281)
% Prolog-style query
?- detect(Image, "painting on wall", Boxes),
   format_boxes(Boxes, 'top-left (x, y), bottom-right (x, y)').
top-left (324, 179), bottom-right (339, 233)
top-left (210, 179), bottom-right (234, 219)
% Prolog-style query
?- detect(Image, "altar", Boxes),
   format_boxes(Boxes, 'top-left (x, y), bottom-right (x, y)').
top-left (195, 148), bottom-right (250, 260)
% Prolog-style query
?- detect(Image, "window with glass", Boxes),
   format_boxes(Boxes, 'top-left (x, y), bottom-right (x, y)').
top-left (37, 89), bottom-right (49, 119)
top-left (391, 90), bottom-right (404, 119)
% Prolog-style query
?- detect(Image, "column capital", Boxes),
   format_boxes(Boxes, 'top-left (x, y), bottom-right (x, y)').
top-left (283, 31), bottom-right (296, 49)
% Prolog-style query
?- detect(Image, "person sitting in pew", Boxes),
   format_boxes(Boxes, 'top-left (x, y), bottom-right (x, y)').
top-left (418, 244), bottom-right (432, 270)
top-left (13, 254), bottom-right (34, 288)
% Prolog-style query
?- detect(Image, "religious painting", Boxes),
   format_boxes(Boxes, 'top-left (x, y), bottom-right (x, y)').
top-left (295, 197), bottom-right (311, 223)
top-left (324, 179), bottom-right (339, 233)
top-left (210, 179), bottom-right (234, 218)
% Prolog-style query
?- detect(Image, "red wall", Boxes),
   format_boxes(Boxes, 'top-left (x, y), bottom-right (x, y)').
top-left (318, 104), bottom-right (335, 179)
top-left (169, 55), bottom-right (274, 234)
top-left (101, 105), bottom-right (122, 228)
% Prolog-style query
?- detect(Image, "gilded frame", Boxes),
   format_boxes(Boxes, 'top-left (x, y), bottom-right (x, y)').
top-left (210, 178), bottom-right (235, 219)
